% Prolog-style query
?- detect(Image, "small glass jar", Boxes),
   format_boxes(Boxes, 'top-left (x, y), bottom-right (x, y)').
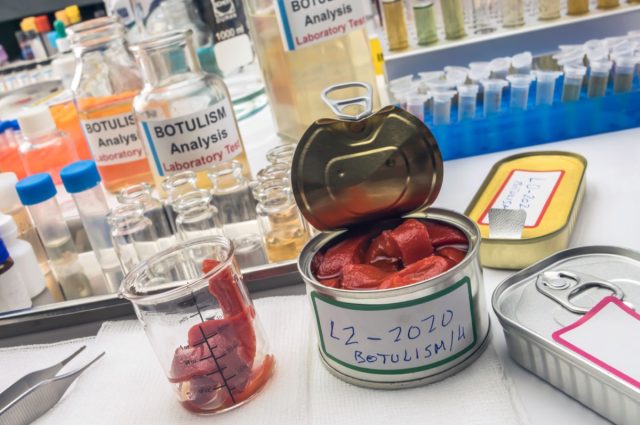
top-left (471, 0), bottom-right (497, 34)
top-left (501, 0), bottom-right (525, 27)
top-left (413, 1), bottom-right (439, 45)
top-left (120, 236), bottom-right (275, 414)
top-left (538, 0), bottom-right (561, 19)
top-left (118, 183), bottom-right (174, 238)
top-left (597, 0), bottom-right (620, 8)
top-left (131, 29), bottom-right (252, 190)
top-left (107, 203), bottom-right (160, 273)
top-left (256, 183), bottom-right (309, 263)
top-left (173, 189), bottom-right (224, 241)
top-left (266, 144), bottom-right (295, 166)
top-left (382, 0), bottom-right (410, 51)
top-left (567, 0), bottom-right (589, 15)
top-left (68, 17), bottom-right (153, 192)
top-left (162, 170), bottom-right (199, 230)
top-left (441, 0), bottom-right (467, 40)
top-left (208, 161), bottom-right (257, 225)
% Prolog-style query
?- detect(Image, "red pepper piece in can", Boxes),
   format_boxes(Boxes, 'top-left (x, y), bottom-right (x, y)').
top-left (317, 233), bottom-right (369, 279)
top-left (379, 255), bottom-right (451, 289)
top-left (364, 230), bottom-right (401, 268)
top-left (389, 219), bottom-right (433, 265)
top-left (341, 264), bottom-right (392, 290)
top-left (425, 222), bottom-right (467, 247)
top-left (320, 278), bottom-right (341, 288)
top-left (437, 247), bottom-right (467, 266)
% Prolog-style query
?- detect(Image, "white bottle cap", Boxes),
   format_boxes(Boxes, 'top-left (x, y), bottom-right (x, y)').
top-left (0, 213), bottom-right (18, 239)
top-left (57, 37), bottom-right (70, 53)
top-left (51, 55), bottom-right (76, 86)
top-left (17, 106), bottom-right (57, 138)
top-left (0, 173), bottom-right (22, 214)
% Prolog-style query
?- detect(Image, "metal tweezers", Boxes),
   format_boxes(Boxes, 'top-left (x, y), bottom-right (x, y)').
top-left (0, 346), bottom-right (105, 425)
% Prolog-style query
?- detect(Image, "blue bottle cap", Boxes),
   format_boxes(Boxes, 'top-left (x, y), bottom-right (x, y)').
top-left (0, 121), bottom-right (6, 134)
top-left (6, 120), bottom-right (20, 131)
top-left (15, 173), bottom-right (57, 205)
top-left (0, 238), bottom-right (9, 264)
top-left (60, 160), bottom-right (101, 194)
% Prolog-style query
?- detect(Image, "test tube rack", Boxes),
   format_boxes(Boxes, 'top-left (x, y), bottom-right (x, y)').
top-left (429, 75), bottom-right (640, 160)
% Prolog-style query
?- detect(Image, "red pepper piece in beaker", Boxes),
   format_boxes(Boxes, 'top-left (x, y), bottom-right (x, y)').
top-left (379, 255), bottom-right (451, 289)
top-left (317, 233), bottom-right (369, 279)
top-left (341, 264), bottom-right (392, 290)
top-left (389, 219), bottom-right (433, 265)
top-left (203, 259), bottom-right (246, 318)
top-left (425, 222), bottom-right (467, 247)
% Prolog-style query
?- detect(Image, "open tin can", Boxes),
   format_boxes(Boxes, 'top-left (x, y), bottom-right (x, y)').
top-left (493, 246), bottom-right (640, 425)
top-left (292, 82), bottom-right (490, 388)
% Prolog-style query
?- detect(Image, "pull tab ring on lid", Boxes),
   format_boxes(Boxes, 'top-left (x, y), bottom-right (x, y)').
top-left (535, 270), bottom-right (625, 315)
top-left (321, 82), bottom-right (373, 121)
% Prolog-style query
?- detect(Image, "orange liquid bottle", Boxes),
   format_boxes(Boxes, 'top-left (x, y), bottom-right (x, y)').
top-left (0, 121), bottom-right (27, 179)
top-left (50, 99), bottom-right (93, 160)
top-left (68, 17), bottom-right (153, 192)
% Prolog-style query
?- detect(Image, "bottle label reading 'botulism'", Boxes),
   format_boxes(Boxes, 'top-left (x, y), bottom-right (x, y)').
top-left (81, 112), bottom-right (147, 166)
top-left (276, 0), bottom-right (367, 51)
top-left (141, 99), bottom-right (242, 176)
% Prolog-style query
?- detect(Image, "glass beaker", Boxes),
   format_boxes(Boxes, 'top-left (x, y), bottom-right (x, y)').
top-left (120, 236), bottom-right (275, 414)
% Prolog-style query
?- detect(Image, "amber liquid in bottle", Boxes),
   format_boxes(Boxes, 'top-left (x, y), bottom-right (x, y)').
top-left (77, 91), bottom-right (153, 193)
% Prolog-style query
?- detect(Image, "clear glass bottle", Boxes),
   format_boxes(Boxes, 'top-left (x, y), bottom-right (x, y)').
top-left (245, 0), bottom-right (379, 142)
top-left (266, 144), bottom-right (295, 165)
top-left (208, 161), bottom-right (257, 225)
top-left (131, 30), bottom-right (252, 190)
top-left (117, 183), bottom-right (174, 238)
top-left (161, 170), bottom-right (198, 231)
top-left (256, 182), bottom-right (309, 263)
top-left (145, 0), bottom-right (210, 47)
top-left (69, 17), bottom-right (153, 193)
top-left (173, 189), bottom-right (224, 241)
top-left (15, 174), bottom-right (93, 300)
top-left (107, 203), bottom-right (161, 273)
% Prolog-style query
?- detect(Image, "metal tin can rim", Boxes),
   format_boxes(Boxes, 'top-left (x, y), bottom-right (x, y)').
top-left (298, 208), bottom-right (481, 298)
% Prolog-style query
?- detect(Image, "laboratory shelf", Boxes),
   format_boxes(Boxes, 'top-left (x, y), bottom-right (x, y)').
top-left (384, 4), bottom-right (640, 80)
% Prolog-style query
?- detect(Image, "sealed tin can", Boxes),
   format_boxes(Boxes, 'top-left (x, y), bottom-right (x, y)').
top-left (465, 151), bottom-right (587, 270)
top-left (292, 82), bottom-right (491, 388)
top-left (493, 246), bottom-right (640, 425)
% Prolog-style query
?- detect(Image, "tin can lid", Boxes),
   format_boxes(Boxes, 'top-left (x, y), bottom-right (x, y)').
top-left (291, 82), bottom-right (443, 231)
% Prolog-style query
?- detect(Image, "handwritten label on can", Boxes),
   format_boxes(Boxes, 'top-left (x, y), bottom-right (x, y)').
top-left (553, 296), bottom-right (640, 390)
top-left (479, 170), bottom-right (564, 228)
top-left (310, 277), bottom-right (476, 374)
top-left (140, 99), bottom-right (242, 177)
top-left (81, 112), bottom-right (147, 166)
top-left (275, 0), bottom-right (367, 51)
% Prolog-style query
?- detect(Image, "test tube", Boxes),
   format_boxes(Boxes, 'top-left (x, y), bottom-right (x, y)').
top-left (511, 52), bottom-right (533, 75)
top-left (107, 203), bottom-right (159, 273)
top-left (481, 79), bottom-right (508, 116)
top-left (15, 174), bottom-right (93, 300)
top-left (507, 74), bottom-right (534, 110)
top-left (490, 57), bottom-right (511, 80)
top-left (534, 70), bottom-right (562, 105)
top-left (173, 189), bottom-right (224, 242)
top-left (431, 91), bottom-right (456, 125)
top-left (413, 1), bottom-right (438, 45)
top-left (612, 55), bottom-right (639, 93)
top-left (405, 94), bottom-right (429, 121)
top-left (118, 183), bottom-right (173, 238)
top-left (561, 64), bottom-right (587, 103)
top-left (587, 60), bottom-right (612, 98)
top-left (457, 84), bottom-right (479, 120)
top-left (60, 161), bottom-right (123, 293)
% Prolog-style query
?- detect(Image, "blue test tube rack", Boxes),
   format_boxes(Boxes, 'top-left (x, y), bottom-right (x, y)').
top-left (425, 74), bottom-right (640, 161)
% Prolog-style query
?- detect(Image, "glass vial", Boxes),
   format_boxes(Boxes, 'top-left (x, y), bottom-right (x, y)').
top-left (131, 30), bottom-right (252, 190)
top-left (597, 0), bottom-right (620, 8)
top-left (161, 170), bottom-right (199, 230)
top-left (245, 0), bottom-right (380, 142)
top-left (15, 174), bottom-right (93, 300)
top-left (208, 161), bottom-right (257, 225)
top-left (69, 17), bottom-right (153, 193)
top-left (256, 183), bottom-right (309, 263)
top-left (117, 183), bottom-right (174, 238)
top-left (413, 1), bottom-right (438, 45)
top-left (567, 0), bottom-right (589, 15)
top-left (501, 0), bottom-right (525, 27)
top-left (471, 0), bottom-right (497, 34)
top-left (538, 0), bottom-right (561, 19)
top-left (173, 189), bottom-right (224, 241)
top-left (382, 0), bottom-right (410, 50)
top-left (441, 0), bottom-right (467, 40)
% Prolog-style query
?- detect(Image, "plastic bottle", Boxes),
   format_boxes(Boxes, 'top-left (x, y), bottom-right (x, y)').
top-left (0, 121), bottom-right (27, 179)
top-left (15, 174), bottom-right (93, 300)
top-left (131, 30), bottom-right (252, 189)
top-left (51, 20), bottom-right (75, 89)
top-left (60, 161), bottom-right (124, 293)
top-left (17, 106), bottom-right (79, 185)
top-left (0, 238), bottom-right (32, 313)
top-left (0, 172), bottom-right (60, 300)
top-left (69, 17), bottom-right (153, 192)
top-left (0, 213), bottom-right (46, 297)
